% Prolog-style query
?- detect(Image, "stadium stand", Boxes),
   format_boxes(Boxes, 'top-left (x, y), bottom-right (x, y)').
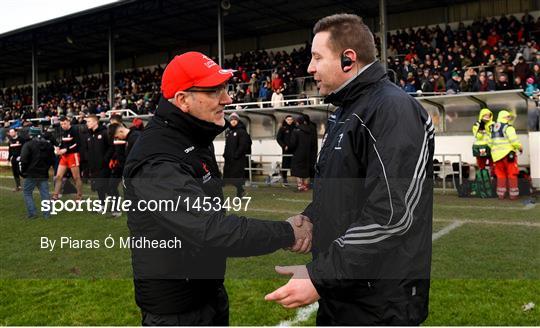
top-left (1, 11), bottom-right (539, 128)
top-left (1, 7), bottom-right (539, 193)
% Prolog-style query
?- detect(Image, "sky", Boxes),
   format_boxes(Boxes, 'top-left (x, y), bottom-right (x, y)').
top-left (0, 0), bottom-right (119, 35)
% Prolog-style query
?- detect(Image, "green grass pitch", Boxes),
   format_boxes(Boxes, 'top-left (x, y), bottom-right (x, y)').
top-left (0, 176), bottom-right (538, 325)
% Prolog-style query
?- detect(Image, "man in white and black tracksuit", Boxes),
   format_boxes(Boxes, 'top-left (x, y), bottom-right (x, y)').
top-left (123, 52), bottom-right (313, 326)
top-left (265, 14), bottom-right (434, 325)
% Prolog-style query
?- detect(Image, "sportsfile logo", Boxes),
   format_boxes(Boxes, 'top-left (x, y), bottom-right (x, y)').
top-left (41, 196), bottom-right (252, 214)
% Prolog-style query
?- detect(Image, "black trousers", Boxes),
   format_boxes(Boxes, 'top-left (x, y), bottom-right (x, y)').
top-left (223, 178), bottom-right (244, 197)
top-left (11, 158), bottom-right (21, 187)
top-left (90, 168), bottom-right (112, 203)
top-left (281, 155), bottom-right (291, 183)
top-left (141, 286), bottom-right (229, 326)
top-left (108, 168), bottom-right (123, 198)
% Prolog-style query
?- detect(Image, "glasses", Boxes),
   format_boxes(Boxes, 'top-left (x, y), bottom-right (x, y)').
top-left (186, 84), bottom-right (228, 98)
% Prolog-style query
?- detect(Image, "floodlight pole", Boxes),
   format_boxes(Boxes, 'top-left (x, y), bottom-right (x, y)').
top-left (31, 35), bottom-right (38, 112)
top-left (379, 0), bottom-right (387, 70)
top-left (108, 26), bottom-right (115, 108)
top-left (217, 2), bottom-right (224, 66)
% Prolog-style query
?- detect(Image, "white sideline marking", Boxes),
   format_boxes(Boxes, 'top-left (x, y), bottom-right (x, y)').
top-left (276, 221), bottom-right (466, 326)
top-left (276, 197), bottom-right (537, 211)
top-left (432, 221), bottom-right (464, 241)
top-left (0, 185), bottom-right (96, 199)
top-left (276, 198), bottom-right (310, 203)
top-left (277, 303), bottom-right (319, 327)
top-left (248, 207), bottom-right (299, 215)
top-left (437, 218), bottom-right (540, 227)
top-left (439, 204), bottom-right (537, 211)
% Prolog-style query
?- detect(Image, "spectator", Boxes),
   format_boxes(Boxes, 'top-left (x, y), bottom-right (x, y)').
top-left (486, 72), bottom-right (497, 90)
top-left (271, 88), bottom-right (284, 108)
top-left (289, 115), bottom-right (312, 192)
top-left (303, 114), bottom-right (318, 183)
top-left (433, 72), bottom-right (446, 93)
top-left (420, 69), bottom-right (434, 92)
top-left (403, 76), bottom-right (417, 93)
top-left (446, 72), bottom-right (462, 93)
top-left (514, 56), bottom-right (530, 81)
top-left (258, 81), bottom-right (270, 103)
top-left (531, 64), bottom-right (540, 85)
top-left (496, 73), bottom-right (512, 90)
top-left (514, 76), bottom-right (525, 90)
top-left (276, 115), bottom-right (295, 185)
top-left (223, 112), bottom-right (252, 197)
top-left (473, 73), bottom-right (490, 91)
top-left (271, 72), bottom-right (284, 92)
top-left (525, 77), bottom-right (538, 97)
top-left (19, 127), bottom-right (55, 219)
top-left (487, 29), bottom-right (501, 47)
top-left (7, 128), bottom-right (26, 191)
top-left (248, 73), bottom-right (259, 97)
top-left (461, 68), bottom-right (477, 92)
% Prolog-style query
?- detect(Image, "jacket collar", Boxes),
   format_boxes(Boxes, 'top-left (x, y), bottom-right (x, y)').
top-left (89, 124), bottom-right (106, 135)
top-left (155, 96), bottom-right (227, 147)
top-left (324, 61), bottom-right (387, 107)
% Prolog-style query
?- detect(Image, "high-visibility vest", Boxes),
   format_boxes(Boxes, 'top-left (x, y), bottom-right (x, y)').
top-left (472, 121), bottom-right (493, 146)
top-left (490, 122), bottom-right (521, 162)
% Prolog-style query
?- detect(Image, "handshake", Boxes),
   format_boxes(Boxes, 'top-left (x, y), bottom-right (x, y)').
top-left (286, 214), bottom-right (312, 253)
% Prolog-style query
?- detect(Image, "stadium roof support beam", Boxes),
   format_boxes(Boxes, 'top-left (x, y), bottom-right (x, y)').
top-left (217, 1), bottom-right (224, 66)
top-left (379, 0), bottom-right (387, 70)
top-left (108, 25), bottom-right (115, 107)
top-left (419, 98), bottom-right (446, 131)
top-left (31, 34), bottom-right (38, 112)
top-left (467, 95), bottom-right (488, 110)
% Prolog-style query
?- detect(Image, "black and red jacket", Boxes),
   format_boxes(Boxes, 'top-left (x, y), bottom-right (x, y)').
top-left (123, 97), bottom-right (295, 314)
top-left (60, 126), bottom-right (80, 154)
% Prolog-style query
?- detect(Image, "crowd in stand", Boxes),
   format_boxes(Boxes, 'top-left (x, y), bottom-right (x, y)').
top-left (1, 12), bottom-right (540, 137)
top-left (0, 68), bottom-right (162, 127)
top-left (383, 11), bottom-right (540, 94)
top-left (224, 46), bottom-right (312, 103)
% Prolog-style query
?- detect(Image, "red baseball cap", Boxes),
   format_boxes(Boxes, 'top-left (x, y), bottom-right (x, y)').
top-left (161, 51), bottom-right (235, 98)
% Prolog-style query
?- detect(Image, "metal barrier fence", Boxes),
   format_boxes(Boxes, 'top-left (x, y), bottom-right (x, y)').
top-left (224, 96), bottom-right (324, 110)
top-left (434, 153), bottom-right (463, 194)
top-left (216, 154), bottom-right (293, 186)
top-left (217, 153), bottom-right (463, 192)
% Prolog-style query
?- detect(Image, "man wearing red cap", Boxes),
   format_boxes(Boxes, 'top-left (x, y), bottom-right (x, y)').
top-left (123, 52), bottom-right (312, 326)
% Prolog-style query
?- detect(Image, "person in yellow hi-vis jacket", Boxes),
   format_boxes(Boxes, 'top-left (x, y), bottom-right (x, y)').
top-left (472, 108), bottom-right (493, 169)
top-left (490, 110), bottom-right (523, 200)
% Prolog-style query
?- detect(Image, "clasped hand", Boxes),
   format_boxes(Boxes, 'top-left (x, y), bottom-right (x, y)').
top-left (286, 214), bottom-right (312, 253)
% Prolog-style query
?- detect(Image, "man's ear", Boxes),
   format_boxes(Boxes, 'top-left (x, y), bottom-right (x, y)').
top-left (173, 92), bottom-right (190, 113)
top-left (342, 48), bottom-right (358, 64)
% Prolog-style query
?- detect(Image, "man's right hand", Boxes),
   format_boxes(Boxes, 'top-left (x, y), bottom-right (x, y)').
top-left (286, 214), bottom-right (312, 254)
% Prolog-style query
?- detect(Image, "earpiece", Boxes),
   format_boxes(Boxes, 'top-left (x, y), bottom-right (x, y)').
top-left (341, 53), bottom-right (353, 72)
